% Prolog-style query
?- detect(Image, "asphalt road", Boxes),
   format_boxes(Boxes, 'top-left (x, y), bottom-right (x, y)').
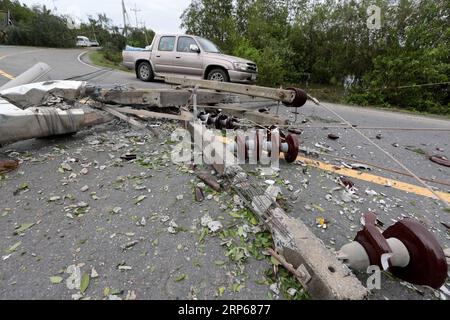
top-left (0, 45), bottom-right (449, 300)
top-left (0, 45), bottom-right (166, 89)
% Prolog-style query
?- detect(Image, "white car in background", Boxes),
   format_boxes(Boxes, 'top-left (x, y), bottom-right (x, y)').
top-left (76, 36), bottom-right (99, 47)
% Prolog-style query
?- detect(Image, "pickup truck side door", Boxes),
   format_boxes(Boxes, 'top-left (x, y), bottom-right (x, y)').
top-left (151, 36), bottom-right (177, 74)
top-left (171, 36), bottom-right (204, 77)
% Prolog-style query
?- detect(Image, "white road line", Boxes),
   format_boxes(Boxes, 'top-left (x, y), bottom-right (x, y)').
top-left (77, 50), bottom-right (102, 70)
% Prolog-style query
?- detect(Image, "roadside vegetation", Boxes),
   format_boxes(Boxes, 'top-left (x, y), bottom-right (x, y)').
top-left (0, 0), bottom-right (448, 115)
top-left (0, 0), bottom-right (154, 70)
top-left (181, 0), bottom-right (449, 115)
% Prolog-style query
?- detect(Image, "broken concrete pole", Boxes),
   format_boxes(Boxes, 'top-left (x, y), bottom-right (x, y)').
top-left (93, 88), bottom-right (239, 108)
top-left (165, 76), bottom-right (308, 108)
top-left (0, 62), bottom-right (51, 91)
top-left (0, 80), bottom-right (87, 108)
top-left (0, 98), bottom-right (112, 146)
top-left (188, 122), bottom-right (368, 300)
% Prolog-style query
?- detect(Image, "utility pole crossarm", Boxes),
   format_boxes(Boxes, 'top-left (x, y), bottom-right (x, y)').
top-left (164, 77), bottom-right (309, 108)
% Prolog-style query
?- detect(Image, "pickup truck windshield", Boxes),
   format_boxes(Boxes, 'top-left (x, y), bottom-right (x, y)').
top-left (197, 37), bottom-right (222, 53)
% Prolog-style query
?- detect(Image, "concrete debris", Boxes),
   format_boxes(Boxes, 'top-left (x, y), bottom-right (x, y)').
top-left (265, 185), bottom-right (281, 202)
top-left (200, 214), bottom-right (223, 232)
top-left (168, 220), bottom-right (179, 234)
top-left (315, 142), bottom-right (333, 152)
top-left (351, 163), bottom-right (372, 170)
top-left (66, 265), bottom-right (81, 290)
top-left (90, 268), bottom-right (99, 279)
top-left (0, 80), bottom-right (86, 108)
top-left (1, 69), bottom-right (447, 301)
top-left (365, 189), bottom-right (378, 197)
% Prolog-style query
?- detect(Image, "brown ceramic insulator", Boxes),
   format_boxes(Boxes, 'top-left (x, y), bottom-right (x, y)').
top-left (285, 87), bottom-right (308, 108)
top-left (235, 135), bottom-right (248, 161)
top-left (383, 218), bottom-right (448, 289)
top-left (430, 155), bottom-right (450, 167)
top-left (284, 134), bottom-right (299, 163)
top-left (354, 213), bottom-right (392, 268)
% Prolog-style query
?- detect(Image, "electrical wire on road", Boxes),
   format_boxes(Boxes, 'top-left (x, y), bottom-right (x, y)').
top-left (310, 98), bottom-right (450, 209)
top-left (64, 68), bottom-right (114, 82)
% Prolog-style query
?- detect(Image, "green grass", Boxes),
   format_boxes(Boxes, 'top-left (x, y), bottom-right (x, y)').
top-left (88, 51), bottom-right (130, 72)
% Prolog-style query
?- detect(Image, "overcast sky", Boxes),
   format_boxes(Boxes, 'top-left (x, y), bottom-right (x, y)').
top-left (19, 0), bottom-right (192, 33)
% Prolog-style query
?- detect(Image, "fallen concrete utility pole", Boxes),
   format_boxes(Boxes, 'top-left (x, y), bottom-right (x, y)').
top-left (0, 62), bottom-right (51, 91)
top-left (188, 122), bottom-right (368, 300)
top-left (165, 76), bottom-right (309, 108)
top-left (0, 97), bottom-right (112, 146)
top-left (90, 88), bottom-right (240, 108)
top-left (0, 80), bottom-right (87, 108)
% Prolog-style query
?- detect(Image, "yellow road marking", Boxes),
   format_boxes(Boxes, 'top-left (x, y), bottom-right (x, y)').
top-left (217, 135), bottom-right (450, 202)
top-left (0, 69), bottom-right (15, 80)
top-left (0, 49), bottom-right (45, 80)
top-left (294, 155), bottom-right (450, 202)
top-left (0, 49), bottom-right (44, 61)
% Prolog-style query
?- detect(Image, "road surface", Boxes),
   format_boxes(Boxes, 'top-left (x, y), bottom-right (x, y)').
top-left (0, 46), bottom-right (449, 300)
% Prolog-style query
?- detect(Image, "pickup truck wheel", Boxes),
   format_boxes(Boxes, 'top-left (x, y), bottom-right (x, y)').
top-left (137, 61), bottom-right (153, 82)
top-left (207, 68), bottom-right (229, 82)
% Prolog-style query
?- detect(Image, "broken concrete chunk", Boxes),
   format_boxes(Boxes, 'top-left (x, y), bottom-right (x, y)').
top-left (168, 220), bottom-right (179, 234)
top-left (265, 185), bottom-right (281, 202)
top-left (66, 265), bottom-right (82, 290)
top-left (61, 163), bottom-right (73, 172)
top-left (200, 214), bottom-right (223, 232)
top-left (365, 189), bottom-right (378, 196)
top-left (351, 163), bottom-right (371, 170)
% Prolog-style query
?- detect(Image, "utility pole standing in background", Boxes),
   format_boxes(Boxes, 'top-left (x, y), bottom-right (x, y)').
top-left (130, 3), bottom-right (141, 29)
top-left (121, 0), bottom-right (131, 35)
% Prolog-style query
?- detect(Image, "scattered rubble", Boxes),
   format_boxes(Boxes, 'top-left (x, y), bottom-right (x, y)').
top-left (0, 71), bottom-right (447, 301)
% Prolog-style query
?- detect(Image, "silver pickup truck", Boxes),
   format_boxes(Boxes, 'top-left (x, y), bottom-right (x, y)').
top-left (122, 34), bottom-right (258, 83)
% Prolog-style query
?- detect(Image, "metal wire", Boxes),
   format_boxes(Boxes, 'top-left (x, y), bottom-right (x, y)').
top-left (314, 100), bottom-right (450, 208)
